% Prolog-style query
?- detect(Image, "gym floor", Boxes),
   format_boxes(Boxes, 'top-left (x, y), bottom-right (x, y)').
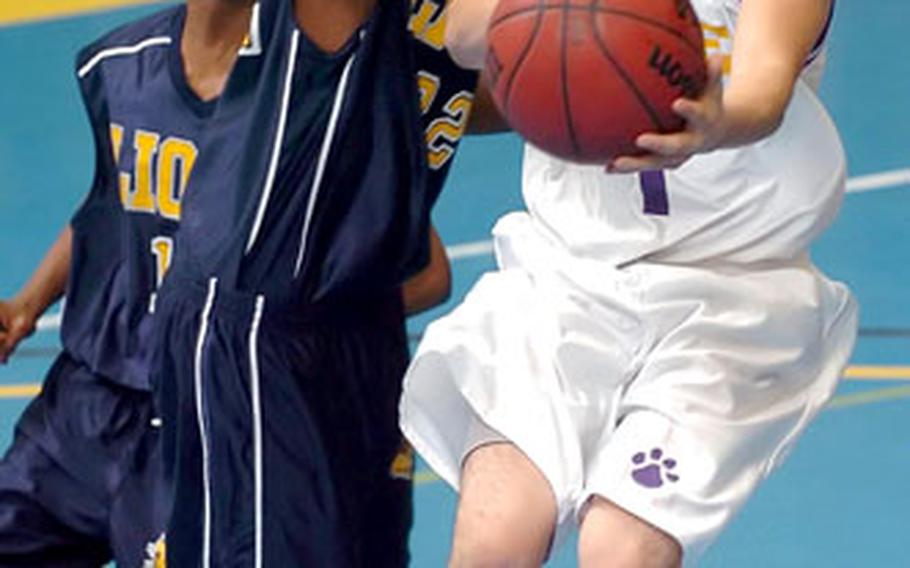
top-left (1, 1), bottom-right (908, 565)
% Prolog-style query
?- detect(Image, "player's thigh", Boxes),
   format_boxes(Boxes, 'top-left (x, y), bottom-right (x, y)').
top-left (578, 495), bottom-right (681, 568)
top-left (452, 440), bottom-right (557, 566)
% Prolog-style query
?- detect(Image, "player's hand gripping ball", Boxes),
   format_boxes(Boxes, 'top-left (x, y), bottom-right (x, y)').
top-left (483, 0), bottom-right (708, 164)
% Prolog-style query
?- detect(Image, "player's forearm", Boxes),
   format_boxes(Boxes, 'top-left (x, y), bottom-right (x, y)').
top-left (716, 0), bottom-right (830, 148)
top-left (14, 226), bottom-right (72, 321)
top-left (714, 65), bottom-right (795, 149)
top-left (445, 0), bottom-right (500, 69)
top-left (402, 227), bottom-right (451, 315)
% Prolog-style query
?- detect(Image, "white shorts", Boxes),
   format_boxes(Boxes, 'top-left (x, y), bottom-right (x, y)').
top-left (399, 212), bottom-right (858, 564)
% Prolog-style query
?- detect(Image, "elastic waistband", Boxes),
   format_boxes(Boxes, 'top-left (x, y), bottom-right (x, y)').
top-left (157, 277), bottom-right (404, 330)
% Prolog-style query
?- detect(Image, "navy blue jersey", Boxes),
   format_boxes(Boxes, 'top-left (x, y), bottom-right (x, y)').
top-left (165, 0), bottom-right (477, 307)
top-left (147, 3), bottom-right (477, 563)
top-left (64, 6), bottom-right (213, 390)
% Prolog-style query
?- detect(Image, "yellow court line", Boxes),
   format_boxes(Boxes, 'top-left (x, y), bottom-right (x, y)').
top-left (1, 375), bottom-right (909, 488)
top-left (0, 0), bottom-right (162, 26)
top-left (0, 384), bottom-right (41, 398)
top-left (414, 470), bottom-right (439, 485)
top-left (843, 366), bottom-right (910, 380)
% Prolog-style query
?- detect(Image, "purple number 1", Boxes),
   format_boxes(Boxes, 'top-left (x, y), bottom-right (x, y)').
top-left (639, 170), bottom-right (669, 216)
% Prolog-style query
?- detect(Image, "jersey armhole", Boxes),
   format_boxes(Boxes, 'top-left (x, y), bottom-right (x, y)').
top-left (71, 51), bottom-right (118, 218)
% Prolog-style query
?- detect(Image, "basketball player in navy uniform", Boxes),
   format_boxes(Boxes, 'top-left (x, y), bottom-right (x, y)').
top-left (0, 0), bottom-right (460, 564)
top-left (144, 0), bottom-right (479, 565)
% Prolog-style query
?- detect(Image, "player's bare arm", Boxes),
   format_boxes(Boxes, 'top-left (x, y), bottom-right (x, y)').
top-left (0, 227), bottom-right (71, 363)
top-left (611, 0), bottom-right (833, 173)
top-left (402, 225), bottom-right (451, 315)
top-left (445, 0), bottom-right (500, 69)
top-left (466, 81), bottom-right (510, 134)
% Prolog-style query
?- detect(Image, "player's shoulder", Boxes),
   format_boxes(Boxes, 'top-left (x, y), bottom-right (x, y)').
top-left (75, 5), bottom-right (183, 78)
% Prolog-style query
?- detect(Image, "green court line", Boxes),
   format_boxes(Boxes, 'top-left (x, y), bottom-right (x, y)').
top-left (825, 384), bottom-right (910, 410)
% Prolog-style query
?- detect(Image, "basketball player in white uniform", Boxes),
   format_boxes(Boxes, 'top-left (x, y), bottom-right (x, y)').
top-left (400, 0), bottom-right (856, 565)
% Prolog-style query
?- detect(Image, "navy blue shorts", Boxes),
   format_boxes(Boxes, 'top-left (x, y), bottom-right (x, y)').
top-left (153, 280), bottom-right (413, 567)
top-left (0, 352), bottom-right (169, 567)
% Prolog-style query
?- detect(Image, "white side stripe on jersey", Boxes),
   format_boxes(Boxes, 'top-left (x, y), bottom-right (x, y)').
top-left (245, 29), bottom-right (300, 255)
top-left (77, 36), bottom-right (172, 78)
top-left (293, 39), bottom-right (360, 277)
top-left (238, 2), bottom-right (262, 57)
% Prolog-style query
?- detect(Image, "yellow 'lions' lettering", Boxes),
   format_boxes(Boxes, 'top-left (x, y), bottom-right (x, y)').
top-left (109, 123), bottom-right (124, 164)
top-left (110, 123), bottom-right (198, 220)
top-left (150, 236), bottom-right (174, 288)
top-left (110, 123), bottom-right (198, 290)
top-left (129, 129), bottom-right (160, 213)
top-left (156, 138), bottom-right (197, 221)
top-left (109, 124), bottom-right (132, 205)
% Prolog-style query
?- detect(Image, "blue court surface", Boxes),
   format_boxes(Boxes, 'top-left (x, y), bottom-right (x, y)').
top-left (1, 2), bottom-right (909, 566)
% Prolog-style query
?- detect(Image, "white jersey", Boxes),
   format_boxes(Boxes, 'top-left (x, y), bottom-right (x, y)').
top-left (521, 0), bottom-right (843, 266)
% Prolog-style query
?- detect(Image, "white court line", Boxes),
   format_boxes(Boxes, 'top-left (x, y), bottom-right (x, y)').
top-left (846, 168), bottom-right (910, 193)
top-left (447, 240), bottom-right (494, 260)
top-left (36, 312), bottom-right (62, 331)
top-left (30, 166), bottom-right (909, 331)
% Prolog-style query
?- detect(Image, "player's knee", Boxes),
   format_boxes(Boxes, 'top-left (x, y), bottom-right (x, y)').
top-left (450, 504), bottom-right (552, 567)
top-left (577, 497), bottom-right (682, 568)
top-left (579, 534), bottom-right (682, 568)
top-left (449, 534), bottom-right (546, 568)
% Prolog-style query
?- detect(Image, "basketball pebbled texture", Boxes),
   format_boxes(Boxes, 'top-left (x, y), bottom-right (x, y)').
top-left (484, 0), bottom-right (707, 163)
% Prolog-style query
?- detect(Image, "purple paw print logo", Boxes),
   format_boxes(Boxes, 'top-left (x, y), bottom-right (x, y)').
top-left (631, 448), bottom-right (679, 488)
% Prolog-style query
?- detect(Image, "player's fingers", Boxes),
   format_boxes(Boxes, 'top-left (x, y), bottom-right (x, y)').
top-left (0, 333), bottom-right (11, 364)
top-left (609, 154), bottom-right (680, 173)
top-left (635, 132), bottom-right (698, 158)
top-left (671, 98), bottom-right (702, 123)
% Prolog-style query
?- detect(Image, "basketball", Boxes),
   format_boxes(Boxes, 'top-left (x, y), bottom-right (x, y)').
top-left (483, 0), bottom-right (708, 164)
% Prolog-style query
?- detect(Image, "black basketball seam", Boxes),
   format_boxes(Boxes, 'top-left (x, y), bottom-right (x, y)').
top-left (561, 0), bottom-right (581, 157)
top-left (502, 0), bottom-right (547, 116)
top-left (589, 3), bottom-right (667, 132)
top-left (490, 4), bottom-right (703, 58)
top-left (598, 8), bottom-right (703, 58)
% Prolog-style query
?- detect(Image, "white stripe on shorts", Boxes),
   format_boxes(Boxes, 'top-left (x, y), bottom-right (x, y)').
top-left (194, 277), bottom-right (218, 568)
top-left (248, 295), bottom-right (266, 568)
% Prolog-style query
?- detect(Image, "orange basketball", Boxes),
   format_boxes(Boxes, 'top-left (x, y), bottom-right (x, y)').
top-left (483, 0), bottom-right (708, 163)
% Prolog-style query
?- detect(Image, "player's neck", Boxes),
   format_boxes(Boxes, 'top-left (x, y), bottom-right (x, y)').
top-left (293, 0), bottom-right (377, 54)
top-left (182, 0), bottom-right (253, 102)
